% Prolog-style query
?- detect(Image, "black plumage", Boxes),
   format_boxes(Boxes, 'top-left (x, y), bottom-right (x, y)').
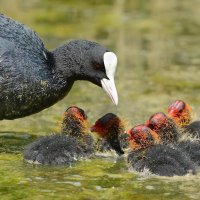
top-left (24, 106), bottom-right (94, 165)
top-left (0, 14), bottom-right (114, 119)
top-left (128, 144), bottom-right (196, 176)
top-left (177, 140), bottom-right (200, 166)
top-left (95, 132), bottom-right (128, 154)
top-left (185, 121), bottom-right (200, 138)
top-left (91, 113), bottom-right (125, 155)
top-left (24, 134), bottom-right (93, 165)
top-left (127, 125), bottom-right (196, 176)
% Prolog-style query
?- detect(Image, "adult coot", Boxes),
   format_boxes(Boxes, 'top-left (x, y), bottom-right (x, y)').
top-left (127, 125), bottom-right (196, 176)
top-left (24, 106), bottom-right (94, 165)
top-left (0, 14), bottom-right (118, 120)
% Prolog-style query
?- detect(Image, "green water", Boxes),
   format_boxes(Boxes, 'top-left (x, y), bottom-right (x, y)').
top-left (1, 0), bottom-right (200, 199)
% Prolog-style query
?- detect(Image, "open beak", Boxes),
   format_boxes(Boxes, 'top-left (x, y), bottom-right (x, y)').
top-left (102, 52), bottom-right (118, 105)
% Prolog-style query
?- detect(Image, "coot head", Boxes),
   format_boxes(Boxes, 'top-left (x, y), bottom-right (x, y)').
top-left (91, 113), bottom-right (123, 136)
top-left (146, 112), bottom-right (179, 143)
top-left (91, 113), bottom-right (124, 155)
top-left (168, 100), bottom-right (192, 127)
top-left (61, 106), bottom-right (89, 137)
top-left (64, 106), bottom-right (87, 122)
top-left (126, 124), bottom-right (160, 150)
top-left (54, 40), bottom-right (118, 105)
top-left (146, 112), bottom-right (168, 131)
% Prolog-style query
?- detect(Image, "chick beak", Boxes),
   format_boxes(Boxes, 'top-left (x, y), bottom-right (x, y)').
top-left (126, 129), bottom-right (132, 135)
top-left (90, 126), bottom-right (96, 132)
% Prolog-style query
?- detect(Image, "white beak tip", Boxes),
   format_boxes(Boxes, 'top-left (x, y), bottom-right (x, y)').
top-left (102, 51), bottom-right (118, 105)
top-left (113, 97), bottom-right (118, 106)
top-left (101, 78), bottom-right (118, 106)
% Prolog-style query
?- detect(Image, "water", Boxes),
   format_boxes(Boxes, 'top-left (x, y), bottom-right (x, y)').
top-left (1, 0), bottom-right (200, 199)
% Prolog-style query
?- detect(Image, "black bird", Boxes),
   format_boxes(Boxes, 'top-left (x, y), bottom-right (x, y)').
top-left (145, 108), bottom-right (200, 167)
top-left (146, 112), bottom-right (180, 144)
top-left (127, 125), bottom-right (196, 176)
top-left (0, 14), bottom-right (118, 120)
top-left (90, 113), bottom-right (125, 155)
top-left (168, 100), bottom-right (200, 138)
top-left (24, 106), bottom-right (94, 165)
top-left (177, 140), bottom-right (200, 166)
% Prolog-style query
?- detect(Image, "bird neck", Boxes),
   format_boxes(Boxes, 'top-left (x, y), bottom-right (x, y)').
top-left (157, 119), bottom-right (179, 143)
top-left (61, 114), bottom-right (88, 138)
top-left (51, 45), bottom-right (77, 81)
top-left (104, 127), bottom-right (124, 155)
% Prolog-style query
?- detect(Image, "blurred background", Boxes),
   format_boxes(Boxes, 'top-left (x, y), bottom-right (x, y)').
top-left (1, 0), bottom-right (200, 134)
top-left (1, 1), bottom-right (200, 199)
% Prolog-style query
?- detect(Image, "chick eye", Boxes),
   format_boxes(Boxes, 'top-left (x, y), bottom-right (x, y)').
top-left (148, 122), bottom-right (155, 130)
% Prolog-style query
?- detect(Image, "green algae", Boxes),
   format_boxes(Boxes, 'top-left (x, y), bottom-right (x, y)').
top-left (0, 0), bottom-right (200, 199)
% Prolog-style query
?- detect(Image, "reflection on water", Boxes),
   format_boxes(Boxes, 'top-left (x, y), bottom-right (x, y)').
top-left (1, 0), bottom-right (200, 199)
top-left (0, 132), bottom-right (36, 153)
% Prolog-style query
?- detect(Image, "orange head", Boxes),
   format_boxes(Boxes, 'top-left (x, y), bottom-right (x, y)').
top-left (146, 112), bottom-right (179, 143)
top-left (61, 106), bottom-right (88, 136)
top-left (64, 106), bottom-right (87, 122)
top-left (168, 100), bottom-right (192, 127)
top-left (126, 124), bottom-right (160, 150)
top-left (91, 113), bottom-right (124, 138)
top-left (146, 112), bottom-right (168, 132)
top-left (91, 113), bottom-right (125, 155)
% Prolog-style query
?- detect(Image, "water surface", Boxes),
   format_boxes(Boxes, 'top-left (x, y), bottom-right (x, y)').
top-left (1, 0), bottom-right (200, 199)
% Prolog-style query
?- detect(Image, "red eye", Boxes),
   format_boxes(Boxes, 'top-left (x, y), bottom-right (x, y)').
top-left (94, 62), bottom-right (102, 69)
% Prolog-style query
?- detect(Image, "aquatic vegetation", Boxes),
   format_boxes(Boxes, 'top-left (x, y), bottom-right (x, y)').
top-left (1, 0), bottom-right (200, 199)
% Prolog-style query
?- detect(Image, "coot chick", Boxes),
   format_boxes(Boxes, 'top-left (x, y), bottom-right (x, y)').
top-left (91, 113), bottom-right (125, 155)
top-left (126, 124), bottom-right (160, 150)
top-left (24, 106), bottom-right (94, 165)
top-left (146, 112), bottom-right (180, 144)
top-left (127, 125), bottom-right (196, 176)
top-left (168, 100), bottom-right (192, 127)
top-left (168, 100), bottom-right (200, 165)
top-left (0, 14), bottom-right (118, 120)
top-left (168, 100), bottom-right (200, 138)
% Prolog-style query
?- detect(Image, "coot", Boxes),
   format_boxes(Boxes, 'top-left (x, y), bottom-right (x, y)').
top-left (0, 14), bottom-right (118, 120)
top-left (168, 100), bottom-right (200, 165)
top-left (91, 113), bottom-right (125, 155)
top-left (127, 125), bottom-right (196, 176)
top-left (24, 106), bottom-right (94, 165)
top-left (146, 112), bottom-right (180, 144)
top-left (168, 100), bottom-right (200, 138)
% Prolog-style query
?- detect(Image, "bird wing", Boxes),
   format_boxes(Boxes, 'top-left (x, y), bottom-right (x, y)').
top-left (0, 14), bottom-right (55, 119)
top-left (0, 13), bottom-right (46, 58)
top-left (0, 14), bottom-right (53, 87)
